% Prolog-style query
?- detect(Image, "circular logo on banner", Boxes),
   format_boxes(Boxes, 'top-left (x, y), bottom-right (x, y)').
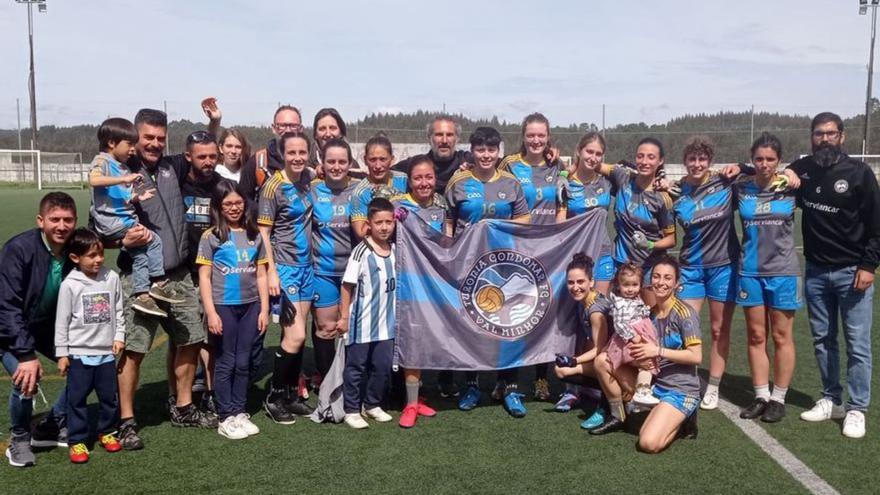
top-left (460, 250), bottom-right (552, 340)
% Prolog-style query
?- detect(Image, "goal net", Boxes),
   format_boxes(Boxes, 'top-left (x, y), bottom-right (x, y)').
top-left (0, 149), bottom-right (85, 189)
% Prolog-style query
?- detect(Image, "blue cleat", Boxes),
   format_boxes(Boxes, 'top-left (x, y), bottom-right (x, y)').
top-left (458, 386), bottom-right (481, 411)
top-left (554, 391), bottom-right (579, 413)
top-left (580, 408), bottom-right (606, 430)
top-left (504, 392), bottom-right (527, 418)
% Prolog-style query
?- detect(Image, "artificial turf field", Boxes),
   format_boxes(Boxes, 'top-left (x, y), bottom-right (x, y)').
top-left (0, 188), bottom-right (878, 495)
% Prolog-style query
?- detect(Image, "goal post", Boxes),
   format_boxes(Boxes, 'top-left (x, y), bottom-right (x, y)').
top-left (0, 149), bottom-right (85, 189)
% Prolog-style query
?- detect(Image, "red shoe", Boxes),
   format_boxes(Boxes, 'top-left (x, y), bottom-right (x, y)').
top-left (399, 404), bottom-right (418, 428)
top-left (99, 433), bottom-right (122, 453)
top-left (310, 372), bottom-right (323, 394)
top-left (417, 399), bottom-right (437, 418)
top-left (297, 373), bottom-right (309, 400)
top-left (69, 443), bottom-right (89, 464)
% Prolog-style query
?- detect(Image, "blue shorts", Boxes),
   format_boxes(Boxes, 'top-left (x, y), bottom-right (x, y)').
top-left (594, 254), bottom-right (615, 282)
top-left (276, 263), bottom-right (315, 303)
top-left (736, 275), bottom-right (802, 311)
top-left (678, 264), bottom-right (736, 302)
top-left (653, 385), bottom-right (699, 418)
top-left (313, 274), bottom-right (343, 309)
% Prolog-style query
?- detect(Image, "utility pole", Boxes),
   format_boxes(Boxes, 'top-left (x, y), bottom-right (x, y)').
top-left (601, 104), bottom-right (606, 138)
top-left (861, 1), bottom-right (880, 154)
top-left (750, 104), bottom-right (755, 144)
top-left (15, 1), bottom-right (48, 149)
top-left (16, 98), bottom-right (23, 150)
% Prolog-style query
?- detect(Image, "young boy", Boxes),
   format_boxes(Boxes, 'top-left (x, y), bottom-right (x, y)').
top-left (88, 117), bottom-right (183, 317)
top-left (336, 198), bottom-right (397, 429)
top-left (54, 228), bottom-right (125, 463)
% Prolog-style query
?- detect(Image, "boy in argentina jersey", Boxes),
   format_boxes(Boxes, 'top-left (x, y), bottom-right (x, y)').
top-left (499, 154), bottom-right (561, 225)
top-left (258, 170), bottom-right (314, 301)
top-left (600, 164), bottom-right (675, 266)
top-left (390, 192), bottom-right (450, 233)
top-left (733, 178), bottom-right (802, 310)
top-left (310, 178), bottom-right (357, 307)
top-left (445, 169), bottom-right (530, 235)
top-left (558, 173), bottom-right (616, 282)
top-left (196, 228), bottom-right (268, 306)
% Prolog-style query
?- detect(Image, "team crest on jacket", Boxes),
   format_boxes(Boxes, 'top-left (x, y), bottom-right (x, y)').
top-left (834, 180), bottom-right (848, 193)
top-left (460, 250), bottom-right (551, 340)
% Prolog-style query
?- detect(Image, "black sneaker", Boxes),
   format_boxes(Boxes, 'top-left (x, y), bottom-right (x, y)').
top-left (740, 398), bottom-right (768, 419)
top-left (118, 419), bottom-right (144, 451)
top-left (6, 433), bottom-right (35, 467)
top-left (200, 391), bottom-right (218, 416)
top-left (285, 395), bottom-right (315, 416)
top-left (31, 415), bottom-right (67, 448)
top-left (171, 403), bottom-right (218, 428)
top-left (439, 381), bottom-right (460, 399)
top-left (167, 394), bottom-right (177, 415)
top-left (264, 389), bottom-right (297, 425)
top-left (760, 400), bottom-right (786, 423)
top-left (589, 416), bottom-right (626, 435)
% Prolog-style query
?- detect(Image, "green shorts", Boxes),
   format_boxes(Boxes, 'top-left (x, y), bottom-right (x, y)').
top-left (122, 266), bottom-right (206, 354)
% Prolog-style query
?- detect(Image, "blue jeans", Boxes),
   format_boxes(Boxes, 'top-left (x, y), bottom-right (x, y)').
top-left (123, 233), bottom-right (164, 294)
top-left (214, 303), bottom-right (260, 420)
top-left (2, 352), bottom-right (67, 436)
top-left (804, 262), bottom-right (874, 412)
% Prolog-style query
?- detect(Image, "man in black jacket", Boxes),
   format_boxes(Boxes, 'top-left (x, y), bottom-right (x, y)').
top-left (392, 115), bottom-right (470, 193)
top-left (786, 112), bottom-right (880, 439)
top-left (0, 193), bottom-right (76, 467)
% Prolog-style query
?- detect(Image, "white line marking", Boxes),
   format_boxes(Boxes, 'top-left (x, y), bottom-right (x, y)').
top-left (716, 397), bottom-right (840, 495)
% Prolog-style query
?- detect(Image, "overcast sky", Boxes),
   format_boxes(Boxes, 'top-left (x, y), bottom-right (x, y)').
top-left (0, 0), bottom-right (874, 130)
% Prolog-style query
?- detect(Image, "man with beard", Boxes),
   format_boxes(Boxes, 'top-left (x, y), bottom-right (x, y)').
top-left (393, 115), bottom-right (470, 193)
top-left (239, 105), bottom-right (303, 200)
top-left (786, 112), bottom-right (880, 439)
top-left (115, 109), bottom-right (221, 451)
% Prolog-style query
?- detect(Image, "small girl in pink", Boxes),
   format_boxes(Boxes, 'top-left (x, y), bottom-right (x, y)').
top-left (605, 262), bottom-right (660, 407)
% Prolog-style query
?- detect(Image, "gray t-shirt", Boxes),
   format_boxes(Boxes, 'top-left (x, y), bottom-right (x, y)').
top-left (653, 298), bottom-right (702, 396)
top-left (89, 152), bottom-right (139, 239)
top-left (673, 173), bottom-right (739, 268)
top-left (733, 178), bottom-right (800, 276)
top-left (196, 228), bottom-right (268, 305)
top-left (606, 166), bottom-right (675, 265)
top-left (445, 170), bottom-right (530, 235)
top-left (257, 171), bottom-right (313, 267)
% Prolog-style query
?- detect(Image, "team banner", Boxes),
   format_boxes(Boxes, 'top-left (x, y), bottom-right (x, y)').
top-left (395, 209), bottom-right (607, 370)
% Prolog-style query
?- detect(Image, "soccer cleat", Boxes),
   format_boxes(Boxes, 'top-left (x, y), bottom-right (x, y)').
top-left (149, 281), bottom-right (185, 304)
top-left (554, 391), bottom-right (580, 413)
top-left (235, 413), bottom-right (260, 436)
top-left (171, 403), bottom-right (218, 428)
top-left (118, 419), bottom-right (144, 451)
top-left (98, 433), bottom-right (122, 452)
top-left (167, 394), bottom-right (177, 415)
top-left (6, 433), bottom-right (36, 467)
top-left (491, 381), bottom-right (506, 401)
top-left (31, 414), bottom-right (68, 448)
top-left (438, 381), bottom-right (460, 399)
top-left (68, 443), bottom-right (89, 464)
top-left (416, 399), bottom-right (437, 418)
top-left (285, 396), bottom-right (315, 416)
top-left (800, 397), bottom-right (846, 422)
top-left (589, 417), bottom-right (625, 435)
top-left (458, 386), bottom-right (481, 411)
top-left (345, 413), bottom-right (369, 429)
top-left (533, 378), bottom-right (551, 401)
top-left (740, 398), bottom-right (768, 420)
top-left (700, 388), bottom-right (719, 410)
top-left (761, 400), bottom-right (786, 423)
top-left (632, 386), bottom-right (660, 407)
top-left (297, 373), bottom-right (310, 400)
top-left (399, 404), bottom-right (419, 429)
top-left (503, 392), bottom-right (527, 418)
top-left (132, 294), bottom-right (168, 317)
top-left (363, 406), bottom-right (393, 423)
top-left (264, 389), bottom-right (297, 425)
top-left (217, 416), bottom-right (249, 440)
top-left (842, 411), bottom-right (866, 439)
top-left (580, 408), bottom-right (606, 430)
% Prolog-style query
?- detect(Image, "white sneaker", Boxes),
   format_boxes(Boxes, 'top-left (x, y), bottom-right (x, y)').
top-left (217, 416), bottom-right (248, 440)
top-left (842, 411), bottom-right (866, 439)
top-left (363, 406), bottom-right (393, 423)
top-left (344, 413), bottom-right (369, 429)
top-left (632, 387), bottom-right (660, 407)
top-left (800, 398), bottom-right (846, 422)
top-left (235, 413), bottom-right (260, 436)
top-left (700, 388), bottom-right (719, 410)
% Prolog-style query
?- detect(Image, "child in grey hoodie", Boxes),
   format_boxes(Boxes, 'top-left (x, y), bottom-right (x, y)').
top-left (54, 228), bottom-right (125, 464)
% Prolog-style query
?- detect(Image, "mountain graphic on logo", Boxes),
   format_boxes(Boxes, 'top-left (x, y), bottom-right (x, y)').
top-left (483, 271), bottom-right (538, 326)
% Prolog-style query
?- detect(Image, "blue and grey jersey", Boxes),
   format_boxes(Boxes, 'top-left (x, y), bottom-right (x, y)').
top-left (445, 170), bottom-right (530, 235)
top-left (196, 228), bottom-right (268, 305)
top-left (500, 154), bottom-right (561, 225)
top-left (734, 178), bottom-right (800, 277)
top-left (258, 171), bottom-right (313, 267)
top-left (350, 171), bottom-right (409, 223)
top-left (579, 291), bottom-right (611, 346)
top-left (560, 173), bottom-right (614, 257)
top-left (605, 166), bottom-right (675, 265)
top-left (653, 298), bottom-right (702, 396)
top-left (673, 173), bottom-right (739, 268)
top-left (89, 152), bottom-right (138, 239)
top-left (310, 179), bottom-right (357, 276)
top-left (391, 193), bottom-right (449, 233)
